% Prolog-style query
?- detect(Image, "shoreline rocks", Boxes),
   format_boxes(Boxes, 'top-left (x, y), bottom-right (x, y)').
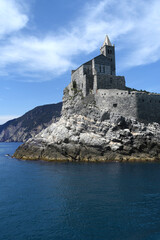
top-left (13, 112), bottom-right (160, 162)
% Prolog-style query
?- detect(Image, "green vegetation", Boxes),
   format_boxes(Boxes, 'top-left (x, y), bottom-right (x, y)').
top-left (125, 87), bottom-right (150, 94)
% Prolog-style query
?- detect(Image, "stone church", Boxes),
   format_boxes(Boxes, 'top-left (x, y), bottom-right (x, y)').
top-left (71, 35), bottom-right (125, 97)
top-left (67, 36), bottom-right (160, 123)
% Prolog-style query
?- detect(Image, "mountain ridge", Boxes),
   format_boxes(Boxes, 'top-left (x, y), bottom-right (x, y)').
top-left (0, 102), bottom-right (62, 142)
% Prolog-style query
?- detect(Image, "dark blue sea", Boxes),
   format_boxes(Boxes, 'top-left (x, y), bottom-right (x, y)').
top-left (0, 143), bottom-right (160, 240)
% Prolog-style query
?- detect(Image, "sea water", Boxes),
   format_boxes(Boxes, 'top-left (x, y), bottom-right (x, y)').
top-left (0, 142), bottom-right (160, 240)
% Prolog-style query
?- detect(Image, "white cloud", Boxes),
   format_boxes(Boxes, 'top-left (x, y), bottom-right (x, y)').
top-left (0, 0), bottom-right (160, 81)
top-left (0, 0), bottom-right (28, 38)
top-left (118, 0), bottom-right (160, 69)
top-left (0, 115), bottom-right (19, 125)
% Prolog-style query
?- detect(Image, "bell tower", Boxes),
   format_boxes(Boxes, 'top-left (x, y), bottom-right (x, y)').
top-left (100, 35), bottom-right (116, 75)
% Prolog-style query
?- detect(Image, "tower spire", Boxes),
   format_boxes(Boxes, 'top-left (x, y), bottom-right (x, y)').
top-left (102, 35), bottom-right (112, 47)
top-left (100, 35), bottom-right (115, 75)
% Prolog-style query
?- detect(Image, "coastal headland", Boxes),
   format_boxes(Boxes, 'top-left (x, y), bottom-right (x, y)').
top-left (13, 36), bottom-right (160, 162)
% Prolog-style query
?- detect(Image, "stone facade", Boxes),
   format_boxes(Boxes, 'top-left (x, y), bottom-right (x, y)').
top-left (95, 90), bottom-right (160, 123)
top-left (67, 36), bottom-right (160, 123)
top-left (136, 92), bottom-right (160, 123)
top-left (95, 89), bottom-right (137, 120)
top-left (100, 35), bottom-right (116, 75)
top-left (69, 36), bottom-right (125, 97)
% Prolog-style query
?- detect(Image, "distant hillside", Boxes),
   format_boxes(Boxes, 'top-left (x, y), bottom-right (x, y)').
top-left (0, 102), bottom-right (62, 142)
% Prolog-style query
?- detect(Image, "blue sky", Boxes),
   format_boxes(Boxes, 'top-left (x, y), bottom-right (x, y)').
top-left (0, 0), bottom-right (160, 124)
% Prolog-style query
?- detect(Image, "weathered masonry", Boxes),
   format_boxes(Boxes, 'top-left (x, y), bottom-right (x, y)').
top-left (67, 36), bottom-right (160, 123)
top-left (70, 35), bottom-right (125, 97)
top-left (96, 89), bottom-right (160, 123)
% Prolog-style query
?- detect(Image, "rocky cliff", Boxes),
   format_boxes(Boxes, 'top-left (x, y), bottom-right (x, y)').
top-left (0, 102), bottom-right (62, 142)
top-left (13, 90), bottom-right (160, 162)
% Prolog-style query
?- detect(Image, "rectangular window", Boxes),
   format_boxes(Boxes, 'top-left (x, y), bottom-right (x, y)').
top-left (113, 103), bottom-right (117, 107)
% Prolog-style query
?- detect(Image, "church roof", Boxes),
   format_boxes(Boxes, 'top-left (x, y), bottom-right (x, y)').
top-left (72, 54), bottom-right (111, 72)
top-left (72, 36), bottom-right (113, 73)
top-left (84, 54), bottom-right (111, 65)
top-left (102, 35), bottom-right (112, 47)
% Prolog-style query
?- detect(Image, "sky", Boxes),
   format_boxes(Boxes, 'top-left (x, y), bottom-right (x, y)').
top-left (0, 0), bottom-right (160, 124)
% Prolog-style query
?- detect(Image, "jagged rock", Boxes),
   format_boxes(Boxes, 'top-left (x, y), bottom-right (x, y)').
top-left (109, 141), bottom-right (123, 151)
top-left (13, 102), bottom-right (160, 162)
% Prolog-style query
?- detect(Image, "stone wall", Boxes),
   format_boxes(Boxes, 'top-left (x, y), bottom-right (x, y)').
top-left (136, 93), bottom-right (160, 123)
top-left (70, 67), bottom-right (125, 97)
top-left (95, 64), bottom-right (111, 75)
top-left (95, 90), bottom-right (160, 123)
top-left (95, 89), bottom-right (137, 119)
top-left (86, 75), bottom-right (94, 95)
top-left (96, 75), bottom-right (125, 91)
top-left (71, 65), bottom-right (84, 89)
top-left (71, 66), bottom-right (93, 96)
top-left (70, 52), bottom-right (123, 97)
top-left (83, 62), bottom-right (92, 75)
top-left (100, 45), bottom-right (115, 75)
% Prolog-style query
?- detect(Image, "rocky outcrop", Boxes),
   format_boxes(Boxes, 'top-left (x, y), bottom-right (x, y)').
top-left (0, 102), bottom-right (62, 142)
top-left (12, 35), bottom-right (160, 161)
top-left (13, 91), bottom-right (160, 162)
